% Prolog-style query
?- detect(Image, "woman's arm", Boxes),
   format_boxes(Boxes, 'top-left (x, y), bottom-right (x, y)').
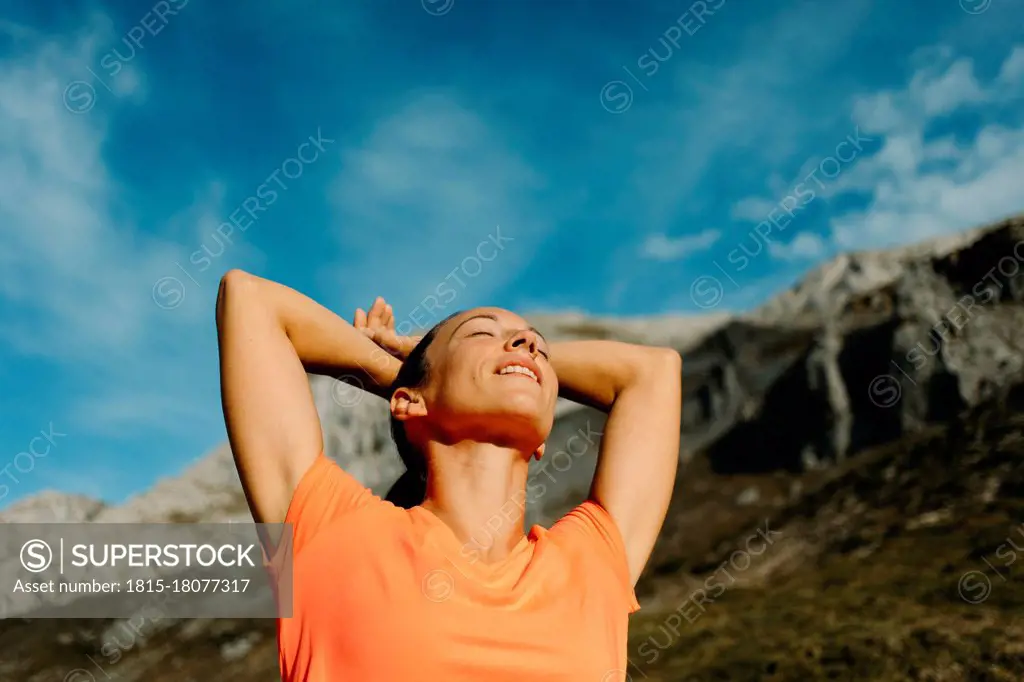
top-left (216, 270), bottom-right (402, 527)
top-left (549, 340), bottom-right (682, 584)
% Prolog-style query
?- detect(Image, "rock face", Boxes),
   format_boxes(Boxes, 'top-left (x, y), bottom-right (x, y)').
top-left (626, 385), bottom-right (1024, 681)
top-left (696, 214), bottom-right (1024, 474)
top-left (530, 213), bottom-right (1024, 512)
top-left (1, 213), bottom-right (1023, 601)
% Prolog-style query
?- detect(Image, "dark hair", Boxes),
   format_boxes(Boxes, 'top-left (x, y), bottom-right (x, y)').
top-left (384, 310), bottom-right (464, 509)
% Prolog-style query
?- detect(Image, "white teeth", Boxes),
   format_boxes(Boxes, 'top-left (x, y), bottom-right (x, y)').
top-left (499, 365), bottom-right (538, 382)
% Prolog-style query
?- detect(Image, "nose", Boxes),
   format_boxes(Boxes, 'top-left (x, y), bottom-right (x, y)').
top-left (506, 328), bottom-right (539, 356)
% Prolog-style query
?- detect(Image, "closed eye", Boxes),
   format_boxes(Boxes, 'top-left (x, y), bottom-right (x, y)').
top-left (468, 328), bottom-right (547, 358)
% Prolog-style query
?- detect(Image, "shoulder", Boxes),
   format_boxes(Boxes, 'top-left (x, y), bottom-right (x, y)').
top-left (542, 500), bottom-right (641, 613)
top-left (272, 453), bottom-right (396, 557)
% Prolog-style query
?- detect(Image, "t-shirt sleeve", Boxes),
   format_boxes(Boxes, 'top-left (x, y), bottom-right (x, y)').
top-left (265, 452), bottom-right (381, 574)
top-left (551, 500), bottom-right (641, 614)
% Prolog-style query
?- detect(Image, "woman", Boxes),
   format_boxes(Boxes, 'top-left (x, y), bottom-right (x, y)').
top-left (215, 269), bottom-right (682, 682)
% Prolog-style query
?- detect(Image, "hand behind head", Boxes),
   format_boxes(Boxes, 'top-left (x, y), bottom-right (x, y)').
top-left (353, 297), bottom-right (422, 360)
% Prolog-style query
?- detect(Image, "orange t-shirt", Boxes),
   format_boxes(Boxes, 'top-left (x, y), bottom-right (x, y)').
top-left (269, 453), bottom-right (640, 682)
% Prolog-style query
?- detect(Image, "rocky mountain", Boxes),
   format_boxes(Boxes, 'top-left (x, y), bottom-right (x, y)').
top-left (7, 214), bottom-right (1021, 530)
top-left (1, 213), bottom-right (1023, 680)
top-left (628, 383), bottom-right (1024, 680)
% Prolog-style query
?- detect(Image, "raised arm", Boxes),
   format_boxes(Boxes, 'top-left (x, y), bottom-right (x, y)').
top-left (215, 270), bottom-right (402, 528)
top-left (549, 340), bottom-right (682, 584)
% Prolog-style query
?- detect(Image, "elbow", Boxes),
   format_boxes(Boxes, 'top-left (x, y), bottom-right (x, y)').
top-left (219, 268), bottom-right (254, 293)
top-left (643, 346), bottom-right (682, 375)
top-left (633, 347), bottom-right (681, 391)
top-left (215, 269), bottom-right (257, 325)
top-left (657, 346), bottom-right (682, 367)
top-left (644, 348), bottom-right (681, 403)
top-left (619, 346), bottom-right (680, 394)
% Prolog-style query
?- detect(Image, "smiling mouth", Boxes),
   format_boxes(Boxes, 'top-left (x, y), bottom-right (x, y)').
top-left (497, 364), bottom-right (540, 383)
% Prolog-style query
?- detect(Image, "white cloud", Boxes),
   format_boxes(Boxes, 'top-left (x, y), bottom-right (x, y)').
top-left (0, 20), bottom-right (170, 356)
top-left (768, 232), bottom-right (829, 262)
top-left (725, 42), bottom-right (1024, 265)
top-left (593, 0), bottom-right (875, 309)
top-left (998, 46), bottom-right (1024, 83)
top-left (730, 197), bottom-right (779, 223)
top-left (328, 93), bottom-right (549, 315)
top-left (826, 44), bottom-right (1024, 252)
top-left (847, 47), bottom-right (1019, 139)
top-left (911, 57), bottom-right (987, 117)
top-left (625, 0), bottom-right (875, 230)
top-left (0, 18), bottom-right (225, 437)
top-left (640, 228), bottom-right (721, 261)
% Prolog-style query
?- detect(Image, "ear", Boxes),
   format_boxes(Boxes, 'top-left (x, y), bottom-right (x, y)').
top-left (390, 387), bottom-right (428, 421)
top-left (533, 443), bottom-right (545, 461)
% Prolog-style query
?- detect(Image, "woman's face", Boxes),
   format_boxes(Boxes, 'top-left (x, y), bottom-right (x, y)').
top-left (409, 307), bottom-right (558, 452)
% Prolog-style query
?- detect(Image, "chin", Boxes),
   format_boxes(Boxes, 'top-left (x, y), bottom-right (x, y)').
top-left (507, 407), bottom-right (554, 439)
top-left (497, 393), bottom-right (550, 420)
top-left (473, 399), bottom-right (547, 439)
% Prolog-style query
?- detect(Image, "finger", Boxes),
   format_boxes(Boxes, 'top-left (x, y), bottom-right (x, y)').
top-left (392, 335), bottom-right (418, 359)
top-left (379, 330), bottom-right (403, 357)
top-left (368, 297), bottom-right (386, 327)
top-left (354, 308), bottom-right (367, 328)
top-left (383, 304), bottom-right (395, 329)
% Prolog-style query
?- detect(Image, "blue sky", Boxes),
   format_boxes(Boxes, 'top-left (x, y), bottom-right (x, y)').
top-left (1, 0), bottom-right (1022, 507)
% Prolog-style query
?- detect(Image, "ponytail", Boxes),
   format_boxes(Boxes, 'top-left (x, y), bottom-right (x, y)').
top-left (384, 309), bottom-right (464, 509)
top-left (384, 467), bottom-right (427, 509)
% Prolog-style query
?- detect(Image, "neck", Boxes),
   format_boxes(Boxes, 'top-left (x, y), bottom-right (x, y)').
top-left (420, 440), bottom-right (531, 564)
